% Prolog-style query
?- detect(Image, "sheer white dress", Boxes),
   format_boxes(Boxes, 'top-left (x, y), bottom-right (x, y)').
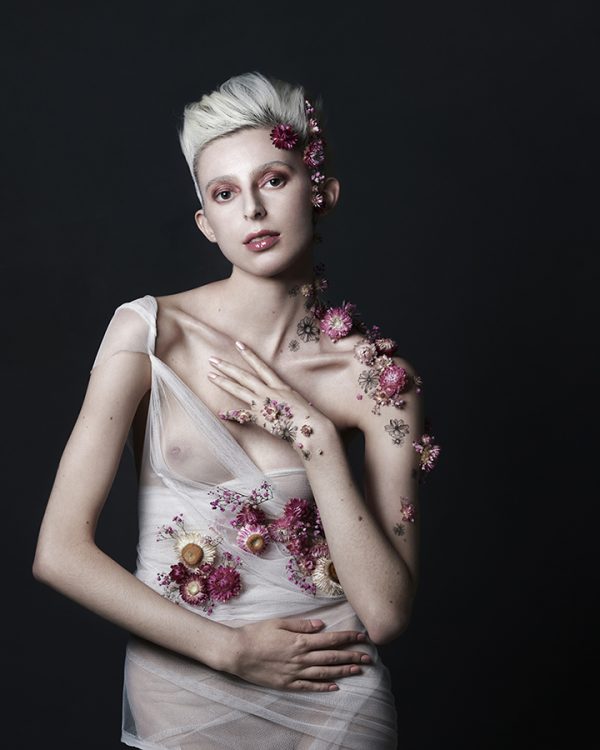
top-left (90, 295), bottom-right (398, 749)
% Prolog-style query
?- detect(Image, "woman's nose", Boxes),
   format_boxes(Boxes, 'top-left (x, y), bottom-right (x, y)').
top-left (243, 191), bottom-right (266, 220)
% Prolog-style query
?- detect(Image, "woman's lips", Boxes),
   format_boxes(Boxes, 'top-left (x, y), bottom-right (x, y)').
top-left (245, 234), bottom-right (280, 251)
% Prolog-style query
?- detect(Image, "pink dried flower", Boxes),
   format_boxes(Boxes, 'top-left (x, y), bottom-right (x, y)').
top-left (375, 337), bottom-right (398, 356)
top-left (400, 500), bottom-right (416, 523)
top-left (207, 565), bottom-right (242, 602)
top-left (303, 139), bottom-right (325, 168)
top-left (354, 340), bottom-right (377, 365)
top-left (320, 303), bottom-right (355, 342)
top-left (168, 562), bottom-right (189, 583)
top-left (311, 189), bottom-right (325, 209)
top-left (270, 123), bottom-right (299, 150)
top-left (283, 497), bottom-right (312, 523)
top-left (236, 523), bottom-right (271, 555)
top-left (179, 574), bottom-right (208, 606)
top-left (232, 504), bottom-right (266, 529)
top-left (412, 434), bottom-right (441, 473)
top-left (379, 364), bottom-right (409, 397)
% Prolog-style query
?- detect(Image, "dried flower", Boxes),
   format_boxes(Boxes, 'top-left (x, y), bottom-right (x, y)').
top-left (236, 524), bottom-right (271, 555)
top-left (270, 123), bottom-right (299, 150)
top-left (320, 303), bottom-right (355, 342)
top-left (412, 433), bottom-right (441, 473)
top-left (313, 557), bottom-right (344, 596)
top-left (180, 574), bottom-right (208, 606)
top-left (379, 364), bottom-right (409, 397)
top-left (207, 565), bottom-right (242, 602)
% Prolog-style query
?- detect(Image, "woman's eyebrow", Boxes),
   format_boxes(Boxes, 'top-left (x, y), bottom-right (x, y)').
top-left (204, 160), bottom-right (295, 192)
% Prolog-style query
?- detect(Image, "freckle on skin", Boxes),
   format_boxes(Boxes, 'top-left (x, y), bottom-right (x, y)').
top-left (358, 516), bottom-right (363, 521)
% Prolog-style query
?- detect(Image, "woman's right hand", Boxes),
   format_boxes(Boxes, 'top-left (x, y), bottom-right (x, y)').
top-left (225, 617), bottom-right (372, 692)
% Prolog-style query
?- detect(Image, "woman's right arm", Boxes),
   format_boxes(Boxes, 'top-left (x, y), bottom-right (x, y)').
top-left (32, 346), bottom-right (370, 691)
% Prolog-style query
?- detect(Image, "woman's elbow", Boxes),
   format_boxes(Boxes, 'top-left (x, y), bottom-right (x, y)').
top-left (366, 612), bottom-right (411, 646)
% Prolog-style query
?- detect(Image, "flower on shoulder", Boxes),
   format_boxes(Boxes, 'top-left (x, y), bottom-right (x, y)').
top-left (379, 364), bottom-right (410, 397)
top-left (374, 337), bottom-right (398, 356)
top-left (354, 340), bottom-right (378, 366)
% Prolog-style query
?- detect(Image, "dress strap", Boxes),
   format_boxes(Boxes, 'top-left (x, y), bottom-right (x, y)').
top-left (115, 294), bottom-right (158, 357)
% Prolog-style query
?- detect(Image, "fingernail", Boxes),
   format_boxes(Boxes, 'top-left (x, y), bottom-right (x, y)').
top-left (357, 633), bottom-right (367, 641)
top-left (311, 619), bottom-right (325, 627)
top-left (328, 684), bottom-right (339, 691)
top-left (208, 356), bottom-right (221, 365)
top-left (235, 340), bottom-right (246, 350)
top-left (361, 655), bottom-right (372, 664)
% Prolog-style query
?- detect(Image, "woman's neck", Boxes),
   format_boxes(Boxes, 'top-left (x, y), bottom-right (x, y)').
top-left (217, 262), bottom-right (321, 361)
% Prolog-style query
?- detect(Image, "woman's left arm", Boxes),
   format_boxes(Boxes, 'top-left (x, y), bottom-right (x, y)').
top-left (207, 346), bottom-right (425, 646)
top-left (299, 355), bottom-right (424, 646)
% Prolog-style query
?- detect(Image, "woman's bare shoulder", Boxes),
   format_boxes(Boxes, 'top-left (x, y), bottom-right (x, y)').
top-left (152, 281), bottom-right (232, 360)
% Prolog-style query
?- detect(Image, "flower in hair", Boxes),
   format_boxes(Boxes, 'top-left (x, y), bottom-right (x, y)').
top-left (311, 188), bottom-right (325, 209)
top-left (270, 123), bottom-right (299, 150)
top-left (303, 139), bottom-right (326, 169)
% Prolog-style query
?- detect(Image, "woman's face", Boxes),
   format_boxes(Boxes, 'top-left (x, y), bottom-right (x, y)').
top-left (194, 127), bottom-right (324, 275)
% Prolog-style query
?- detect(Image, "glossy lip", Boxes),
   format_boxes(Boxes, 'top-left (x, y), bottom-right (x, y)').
top-left (243, 229), bottom-right (280, 244)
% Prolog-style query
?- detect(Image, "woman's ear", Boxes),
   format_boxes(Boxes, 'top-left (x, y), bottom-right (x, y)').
top-left (319, 177), bottom-right (341, 215)
top-left (194, 209), bottom-right (218, 243)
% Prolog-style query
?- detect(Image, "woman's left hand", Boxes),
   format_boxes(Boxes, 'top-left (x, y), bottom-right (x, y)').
top-left (207, 341), bottom-right (332, 459)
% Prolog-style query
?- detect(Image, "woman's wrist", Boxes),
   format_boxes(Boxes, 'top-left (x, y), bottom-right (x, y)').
top-left (293, 414), bottom-right (339, 462)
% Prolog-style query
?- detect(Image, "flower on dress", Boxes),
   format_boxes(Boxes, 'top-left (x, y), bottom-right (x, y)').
top-left (236, 523), bottom-right (271, 555)
top-left (270, 123), bottom-right (299, 150)
top-left (207, 564), bottom-right (242, 602)
top-left (179, 574), bottom-right (208, 605)
top-left (175, 531), bottom-right (218, 569)
top-left (313, 556), bottom-right (344, 596)
top-left (155, 514), bottom-right (243, 615)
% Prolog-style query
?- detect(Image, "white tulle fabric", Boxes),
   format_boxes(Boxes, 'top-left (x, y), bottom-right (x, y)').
top-left (91, 295), bottom-right (398, 749)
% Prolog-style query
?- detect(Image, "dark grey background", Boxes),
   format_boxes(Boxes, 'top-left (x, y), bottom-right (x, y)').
top-left (5, 2), bottom-right (597, 748)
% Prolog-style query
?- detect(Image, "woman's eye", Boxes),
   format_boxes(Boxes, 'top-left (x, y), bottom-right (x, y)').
top-left (264, 175), bottom-right (285, 188)
top-left (215, 189), bottom-right (232, 201)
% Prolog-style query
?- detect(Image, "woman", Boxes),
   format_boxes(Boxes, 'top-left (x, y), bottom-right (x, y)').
top-left (33, 72), bottom-right (440, 749)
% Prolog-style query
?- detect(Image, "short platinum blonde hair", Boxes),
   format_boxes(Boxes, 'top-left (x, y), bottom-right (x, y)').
top-left (178, 71), bottom-right (321, 206)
